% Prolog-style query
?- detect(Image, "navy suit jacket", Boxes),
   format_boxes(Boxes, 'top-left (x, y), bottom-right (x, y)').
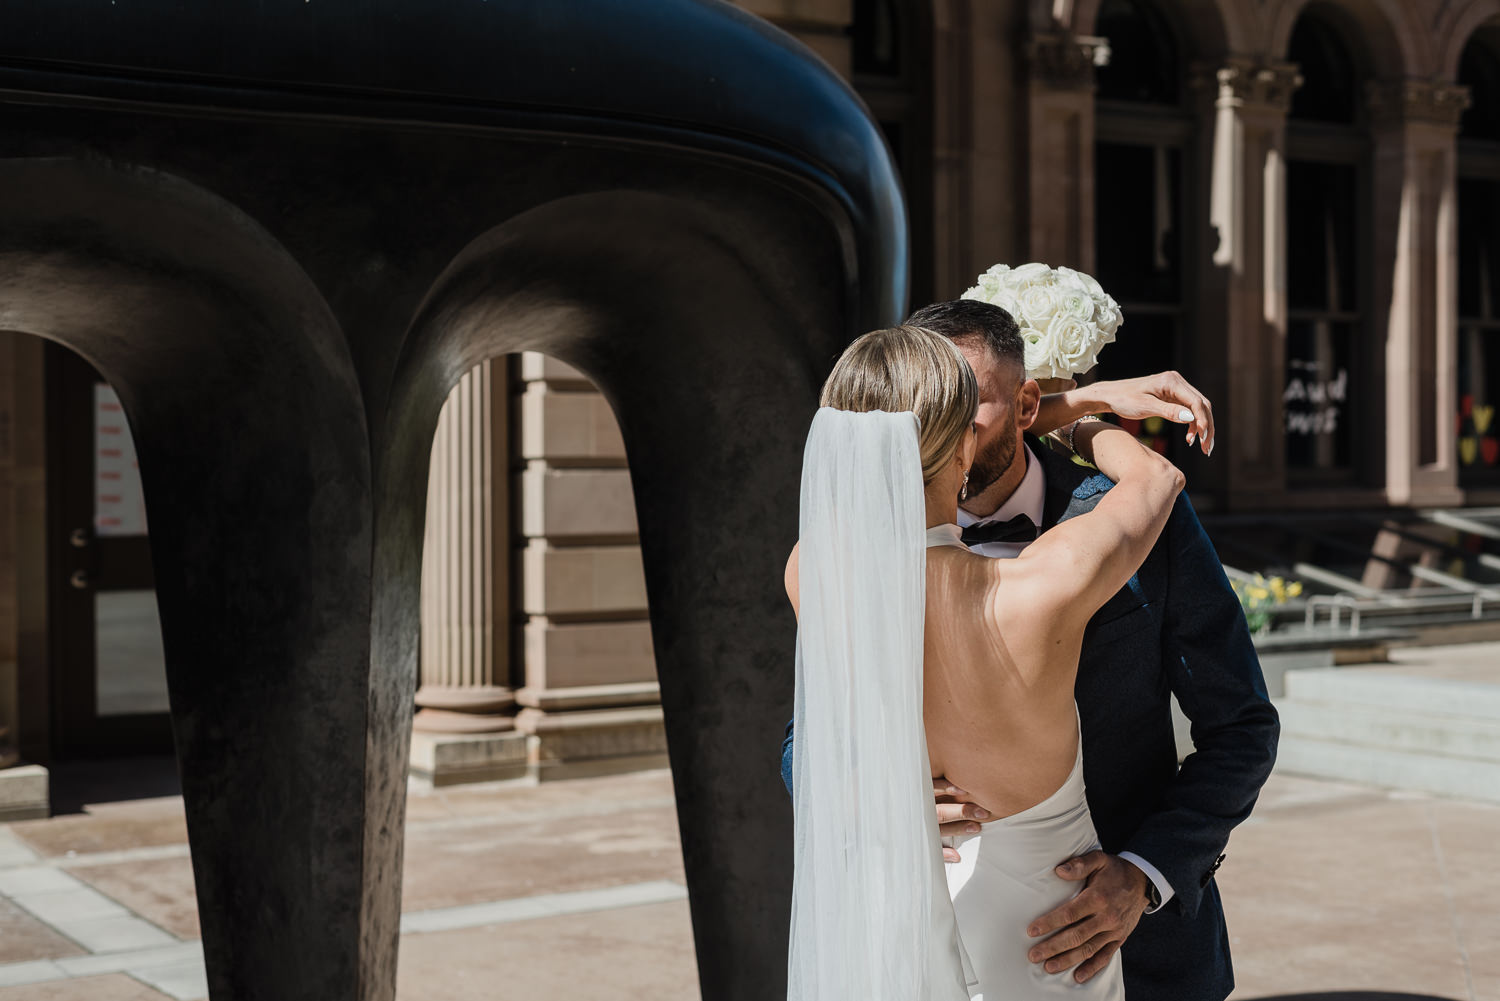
top-left (781, 442), bottom-right (1279, 1001)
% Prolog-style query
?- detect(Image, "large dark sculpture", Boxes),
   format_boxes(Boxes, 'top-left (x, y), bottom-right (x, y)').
top-left (0, 3), bottom-right (904, 999)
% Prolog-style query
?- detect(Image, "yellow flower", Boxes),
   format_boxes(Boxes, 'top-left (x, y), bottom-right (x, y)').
top-left (1287, 581), bottom-right (1303, 598)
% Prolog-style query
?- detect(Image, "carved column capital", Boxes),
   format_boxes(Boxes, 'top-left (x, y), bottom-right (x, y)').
top-left (1192, 59), bottom-right (1302, 114)
top-left (1366, 78), bottom-right (1471, 128)
top-left (1026, 31), bottom-right (1110, 91)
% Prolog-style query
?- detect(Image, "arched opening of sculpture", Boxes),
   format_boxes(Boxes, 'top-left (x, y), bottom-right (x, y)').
top-left (0, 331), bottom-right (184, 812)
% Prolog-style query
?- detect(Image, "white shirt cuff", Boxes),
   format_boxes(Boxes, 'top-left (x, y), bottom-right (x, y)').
top-left (1118, 851), bottom-right (1175, 913)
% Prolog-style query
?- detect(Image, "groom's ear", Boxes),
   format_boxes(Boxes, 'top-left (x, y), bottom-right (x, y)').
top-left (1016, 378), bottom-right (1042, 430)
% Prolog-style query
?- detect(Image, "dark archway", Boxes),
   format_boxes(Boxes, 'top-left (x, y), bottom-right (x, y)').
top-left (379, 189), bottom-right (857, 995)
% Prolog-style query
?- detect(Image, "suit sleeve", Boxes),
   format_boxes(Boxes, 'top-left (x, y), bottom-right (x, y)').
top-left (781, 719), bottom-right (795, 795)
top-left (1120, 493), bottom-right (1280, 918)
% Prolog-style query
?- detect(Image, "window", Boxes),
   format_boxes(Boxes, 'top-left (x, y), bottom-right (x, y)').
top-left (1457, 34), bottom-right (1500, 486)
top-left (1093, 0), bottom-right (1190, 457)
top-left (1283, 10), bottom-right (1371, 484)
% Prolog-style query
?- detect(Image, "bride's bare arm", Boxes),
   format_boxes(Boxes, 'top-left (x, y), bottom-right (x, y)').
top-left (1015, 421), bottom-right (1183, 627)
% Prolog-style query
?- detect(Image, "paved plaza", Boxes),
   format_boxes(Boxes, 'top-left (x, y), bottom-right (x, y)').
top-left (0, 757), bottom-right (1494, 1000)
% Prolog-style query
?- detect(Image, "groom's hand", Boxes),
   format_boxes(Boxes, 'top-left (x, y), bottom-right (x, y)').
top-left (1025, 851), bottom-right (1150, 983)
top-left (932, 778), bottom-right (989, 863)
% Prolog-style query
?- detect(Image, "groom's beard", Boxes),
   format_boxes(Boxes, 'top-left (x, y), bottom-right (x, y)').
top-left (967, 425), bottom-right (1019, 496)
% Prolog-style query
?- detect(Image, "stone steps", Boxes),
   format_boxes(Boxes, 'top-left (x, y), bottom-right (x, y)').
top-left (1274, 667), bottom-right (1500, 804)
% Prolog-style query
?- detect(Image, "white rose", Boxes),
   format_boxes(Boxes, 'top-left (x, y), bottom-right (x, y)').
top-left (977, 271), bottom-right (1004, 296)
top-left (1016, 284), bottom-right (1060, 330)
top-left (961, 283), bottom-right (1022, 321)
top-left (1009, 261), bottom-right (1051, 288)
top-left (1096, 302), bottom-right (1122, 338)
top-left (1047, 314), bottom-right (1099, 378)
top-left (1023, 326), bottom-right (1061, 380)
top-left (1073, 269), bottom-right (1106, 299)
top-left (1053, 266), bottom-right (1087, 292)
top-left (1056, 287), bottom-right (1095, 323)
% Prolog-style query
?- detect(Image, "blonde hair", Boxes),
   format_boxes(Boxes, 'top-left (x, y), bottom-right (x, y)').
top-left (819, 325), bottom-right (979, 484)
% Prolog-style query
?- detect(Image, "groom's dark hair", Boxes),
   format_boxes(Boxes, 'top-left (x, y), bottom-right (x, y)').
top-left (904, 299), bottom-right (1024, 371)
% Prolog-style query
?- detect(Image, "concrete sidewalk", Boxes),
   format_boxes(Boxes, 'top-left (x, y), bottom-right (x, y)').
top-left (0, 765), bottom-right (1493, 1000)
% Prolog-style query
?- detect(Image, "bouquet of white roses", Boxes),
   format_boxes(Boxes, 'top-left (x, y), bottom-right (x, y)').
top-left (960, 262), bottom-right (1123, 381)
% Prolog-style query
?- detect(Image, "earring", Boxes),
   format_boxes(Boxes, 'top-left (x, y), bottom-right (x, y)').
top-left (960, 469), bottom-right (970, 501)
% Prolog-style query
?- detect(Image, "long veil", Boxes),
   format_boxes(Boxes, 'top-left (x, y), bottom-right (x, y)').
top-left (787, 407), bottom-right (971, 1001)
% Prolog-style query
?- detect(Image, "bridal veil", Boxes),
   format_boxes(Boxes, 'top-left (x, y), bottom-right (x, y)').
top-left (787, 407), bottom-right (971, 1001)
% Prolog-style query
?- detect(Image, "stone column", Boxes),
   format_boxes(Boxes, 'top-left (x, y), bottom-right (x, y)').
top-left (1023, 31), bottom-right (1108, 271)
top-left (930, 0), bottom-right (1027, 296)
top-left (1194, 59), bottom-right (1301, 508)
top-left (411, 359), bottom-right (528, 786)
top-left (1367, 79), bottom-right (1469, 507)
top-left (514, 353), bottom-right (666, 780)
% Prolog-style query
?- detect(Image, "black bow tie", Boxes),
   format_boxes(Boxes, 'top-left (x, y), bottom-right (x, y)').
top-left (960, 514), bottom-right (1039, 547)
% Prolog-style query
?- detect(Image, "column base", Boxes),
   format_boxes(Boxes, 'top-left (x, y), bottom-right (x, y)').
top-left (409, 730), bottom-right (531, 789)
top-left (0, 763), bottom-right (49, 821)
top-left (516, 705), bottom-right (669, 782)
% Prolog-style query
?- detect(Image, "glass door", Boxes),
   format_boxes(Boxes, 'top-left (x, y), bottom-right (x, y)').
top-left (47, 345), bottom-right (173, 759)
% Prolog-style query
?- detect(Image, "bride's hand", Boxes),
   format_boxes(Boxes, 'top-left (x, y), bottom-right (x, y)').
top-left (933, 778), bottom-right (990, 863)
top-left (1079, 372), bottom-right (1215, 454)
top-left (1037, 371), bottom-right (1216, 455)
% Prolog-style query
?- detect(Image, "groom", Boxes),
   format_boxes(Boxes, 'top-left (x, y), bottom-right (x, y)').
top-left (781, 299), bottom-right (1278, 1001)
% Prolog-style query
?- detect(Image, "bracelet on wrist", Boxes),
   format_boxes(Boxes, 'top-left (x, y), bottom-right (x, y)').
top-left (1063, 414), bottom-right (1105, 454)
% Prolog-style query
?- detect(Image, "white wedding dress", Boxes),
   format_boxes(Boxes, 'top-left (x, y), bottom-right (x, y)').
top-left (929, 526), bottom-right (1125, 1001)
top-left (789, 409), bottom-right (1122, 1001)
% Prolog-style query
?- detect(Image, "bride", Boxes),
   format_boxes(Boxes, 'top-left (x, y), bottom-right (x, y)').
top-left (784, 325), bottom-right (1183, 1000)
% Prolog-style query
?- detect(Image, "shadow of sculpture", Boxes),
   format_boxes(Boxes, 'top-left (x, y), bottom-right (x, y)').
top-left (0, 2), bottom-right (904, 999)
top-left (1247, 993), bottom-right (1467, 1001)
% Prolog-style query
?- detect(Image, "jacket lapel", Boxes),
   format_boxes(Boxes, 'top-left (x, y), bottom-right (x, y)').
top-left (1029, 436), bottom-right (1094, 531)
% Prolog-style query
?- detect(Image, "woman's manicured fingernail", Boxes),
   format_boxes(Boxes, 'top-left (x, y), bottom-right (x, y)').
top-left (965, 822), bottom-right (980, 833)
top-left (1187, 432), bottom-right (1196, 446)
top-left (1177, 409), bottom-right (1192, 421)
top-left (973, 808), bottom-right (990, 819)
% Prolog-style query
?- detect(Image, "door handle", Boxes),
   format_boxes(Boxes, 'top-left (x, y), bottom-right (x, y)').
top-left (69, 569), bottom-right (90, 590)
top-left (69, 527), bottom-right (91, 549)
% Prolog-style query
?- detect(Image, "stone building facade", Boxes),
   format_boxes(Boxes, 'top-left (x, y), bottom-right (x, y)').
top-left (4, 0), bottom-right (1500, 791)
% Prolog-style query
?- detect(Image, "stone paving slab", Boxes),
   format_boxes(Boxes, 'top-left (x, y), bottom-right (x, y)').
top-left (395, 899), bottom-right (699, 1001)
top-left (0, 896), bottom-right (86, 964)
top-left (69, 857), bottom-right (200, 940)
top-left (7, 797), bottom-right (188, 858)
top-left (0, 972), bottom-right (175, 1000)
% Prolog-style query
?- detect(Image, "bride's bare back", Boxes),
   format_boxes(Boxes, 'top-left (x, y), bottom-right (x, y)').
top-left (786, 422), bottom-right (1183, 822)
top-left (922, 546), bottom-right (1089, 818)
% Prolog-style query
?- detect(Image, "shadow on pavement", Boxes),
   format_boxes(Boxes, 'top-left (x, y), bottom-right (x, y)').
top-left (47, 754), bottom-right (182, 814)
